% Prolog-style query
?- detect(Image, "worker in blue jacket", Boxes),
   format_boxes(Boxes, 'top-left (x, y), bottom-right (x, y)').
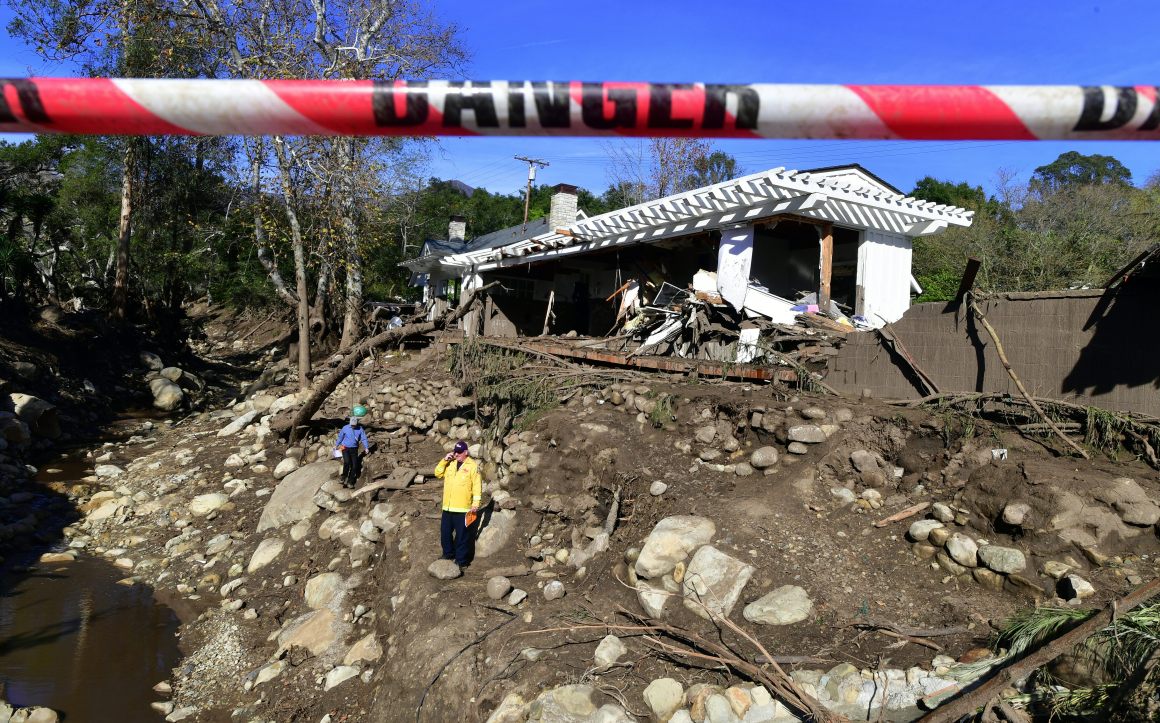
top-left (334, 409), bottom-right (370, 488)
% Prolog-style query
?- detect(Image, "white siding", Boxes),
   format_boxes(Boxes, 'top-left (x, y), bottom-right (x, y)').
top-left (857, 231), bottom-right (912, 323)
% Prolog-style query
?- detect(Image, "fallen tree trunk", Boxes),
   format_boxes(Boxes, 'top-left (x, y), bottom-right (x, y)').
top-left (274, 284), bottom-right (498, 442)
top-left (919, 576), bottom-right (1160, 723)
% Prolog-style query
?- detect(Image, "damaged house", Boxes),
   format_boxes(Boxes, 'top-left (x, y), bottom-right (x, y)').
top-left (404, 165), bottom-right (974, 364)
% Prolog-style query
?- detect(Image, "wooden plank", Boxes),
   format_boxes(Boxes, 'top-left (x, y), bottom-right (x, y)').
top-left (819, 222), bottom-right (834, 311)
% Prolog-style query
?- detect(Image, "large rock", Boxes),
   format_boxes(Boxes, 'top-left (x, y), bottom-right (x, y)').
top-left (342, 633), bottom-right (383, 666)
top-left (594, 635), bottom-right (627, 667)
top-left (636, 581), bottom-right (670, 618)
top-left (907, 519), bottom-right (944, 542)
top-left (531, 685), bottom-right (599, 722)
top-left (256, 460), bottom-right (338, 532)
top-left (272, 457), bottom-right (299, 480)
top-left (276, 608), bottom-right (341, 657)
top-left (189, 493), bottom-right (229, 517)
top-left (149, 378), bottom-right (185, 412)
top-left (643, 678), bottom-right (684, 721)
top-left (635, 515), bottom-right (716, 579)
top-left (787, 425), bottom-right (826, 444)
top-left (10, 393), bottom-right (60, 439)
top-left (977, 545), bottom-right (1027, 574)
top-left (945, 534), bottom-right (979, 567)
top-left (247, 538), bottom-right (285, 572)
top-left (682, 545), bottom-right (754, 619)
top-left (1100, 477), bottom-right (1160, 527)
top-left (304, 572), bottom-right (344, 609)
top-left (743, 585), bottom-right (813, 625)
top-left (217, 410), bottom-right (258, 438)
top-left (749, 446), bottom-right (779, 469)
top-left (475, 509), bottom-right (517, 558)
top-left (428, 559), bottom-right (462, 579)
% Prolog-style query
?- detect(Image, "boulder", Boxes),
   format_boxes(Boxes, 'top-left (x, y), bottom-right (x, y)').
top-left (636, 581), bottom-right (669, 618)
top-left (160, 366), bottom-right (183, 382)
top-left (682, 545), bottom-right (754, 619)
top-left (1002, 502), bottom-right (1031, 526)
top-left (531, 685), bottom-right (598, 722)
top-left (140, 351), bottom-right (164, 370)
top-left (749, 446), bottom-right (779, 469)
top-left (945, 534), bottom-right (979, 567)
top-left (907, 519), bottom-right (944, 542)
top-left (189, 493), bottom-right (228, 517)
top-left (10, 394), bottom-right (60, 439)
top-left (543, 580), bottom-right (566, 601)
top-left (217, 410), bottom-right (258, 438)
top-left (428, 559), bottom-right (462, 579)
top-left (342, 633), bottom-right (383, 666)
top-left (1060, 574), bottom-right (1095, 601)
top-left (273, 458), bottom-right (299, 480)
top-left (256, 461), bottom-right (338, 532)
top-left (635, 515), bottom-right (716, 579)
top-left (149, 378), bottom-right (185, 412)
top-left (475, 509), bottom-right (517, 558)
top-left (1096, 477), bottom-right (1160, 527)
top-left (787, 425), bottom-right (826, 444)
top-left (95, 464), bottom-right (125, 478)
top-left (323, 666), bottom-right (359, 691)
top-left (977, 545), bottom-right (1027, 574)
top-left (487, 576), bottom-right (512, 600)
top-left (743, 585), bottom-right (813, 625)
top-left (276, 608), bottom-right (341, 657)
top-left (247, 538), bottom-right (285, 572)
top-left (304, 572), bottom-right (344, 609)
top-left (594, 635), bottom-right (627, 667)
top-left (643, 678), bottom-right (684, 722)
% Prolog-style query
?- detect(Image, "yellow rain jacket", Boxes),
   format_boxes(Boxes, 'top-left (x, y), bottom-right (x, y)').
top-left (434, 457), bottom-right (482, 513)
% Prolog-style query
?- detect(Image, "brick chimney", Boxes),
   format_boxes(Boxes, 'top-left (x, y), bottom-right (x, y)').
top-left (548, 184), bottom-right (578, 233)
top-left (448, 215), bottom-right (466, 243)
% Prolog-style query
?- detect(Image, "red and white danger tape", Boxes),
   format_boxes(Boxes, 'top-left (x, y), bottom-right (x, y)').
top-left (1, 79), bottom-right (1157, 139)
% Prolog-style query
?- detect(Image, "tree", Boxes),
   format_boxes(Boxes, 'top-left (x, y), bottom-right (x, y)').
top-left (604, 139), bottom-right (736, 203)
top-left (911, 177), bottom-right (994, 212)
top-left (687, 150), bottom-right (741, 188)
top-left (187, 0), bottom-right (464, 387)
top-left (1031, 151), bottom-right (1132, 195)
top-left (7, 0), bottom-right (212, 319)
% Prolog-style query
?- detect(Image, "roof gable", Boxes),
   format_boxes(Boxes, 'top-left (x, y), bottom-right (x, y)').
top-left (806, 164), bottom-right (902, 196)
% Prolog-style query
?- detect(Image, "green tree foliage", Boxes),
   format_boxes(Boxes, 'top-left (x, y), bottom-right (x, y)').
top-left (909, 153), bottom-right (1158, 302)
top-left (1031, 150), bottom-right (1133, 194)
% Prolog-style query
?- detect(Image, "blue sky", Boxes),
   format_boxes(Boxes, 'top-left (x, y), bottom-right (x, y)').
top-left (3, 0), bottom-right (1160, 198)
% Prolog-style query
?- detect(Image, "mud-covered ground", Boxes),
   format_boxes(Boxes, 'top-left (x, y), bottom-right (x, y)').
top-left (3, 304), bottom-right (1160, 722)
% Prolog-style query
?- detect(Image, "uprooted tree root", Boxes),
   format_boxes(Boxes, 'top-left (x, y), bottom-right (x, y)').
top-left (890, 392), bottom-right (1160, 470)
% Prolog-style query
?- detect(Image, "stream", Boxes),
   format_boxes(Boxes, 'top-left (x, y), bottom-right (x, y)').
top-left (0, 447), bottom-right (183, 721)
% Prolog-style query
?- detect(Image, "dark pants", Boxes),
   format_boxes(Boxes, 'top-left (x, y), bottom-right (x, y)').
top-left (341, 448), bottom-right (362, 487)
top-left (440, 510), bottom-right (475, 567)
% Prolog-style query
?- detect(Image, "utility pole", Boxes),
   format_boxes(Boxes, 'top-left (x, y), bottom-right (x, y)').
top-left (515, 155), bottom-right (549, 231)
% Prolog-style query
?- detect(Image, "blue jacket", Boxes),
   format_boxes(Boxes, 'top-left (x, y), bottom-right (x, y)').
top-left (335, 424), bottom-right (369, 450)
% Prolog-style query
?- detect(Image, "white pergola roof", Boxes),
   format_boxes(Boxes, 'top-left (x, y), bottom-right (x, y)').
top-left (430, 167), bottom-right (974, 273)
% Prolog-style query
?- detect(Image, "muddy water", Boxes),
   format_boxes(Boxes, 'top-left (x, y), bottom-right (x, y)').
top-left (0, 558), bottom-right (182, 721)
top-left (0, 433), bottom-right (182, 721)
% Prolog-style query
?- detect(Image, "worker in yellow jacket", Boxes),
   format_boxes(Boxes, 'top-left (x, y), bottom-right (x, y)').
top-left (434, 439), bottom-right (482, 569)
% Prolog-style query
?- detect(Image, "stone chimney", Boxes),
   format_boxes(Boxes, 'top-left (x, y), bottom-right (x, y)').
top-left (548, 184), bottom-right (578, 233)
top-left (448, 215), bottom-right (466, 243)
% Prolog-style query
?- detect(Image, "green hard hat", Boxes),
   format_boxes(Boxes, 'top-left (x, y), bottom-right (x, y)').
top-left (352, 405), bottom-right (368, 418)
